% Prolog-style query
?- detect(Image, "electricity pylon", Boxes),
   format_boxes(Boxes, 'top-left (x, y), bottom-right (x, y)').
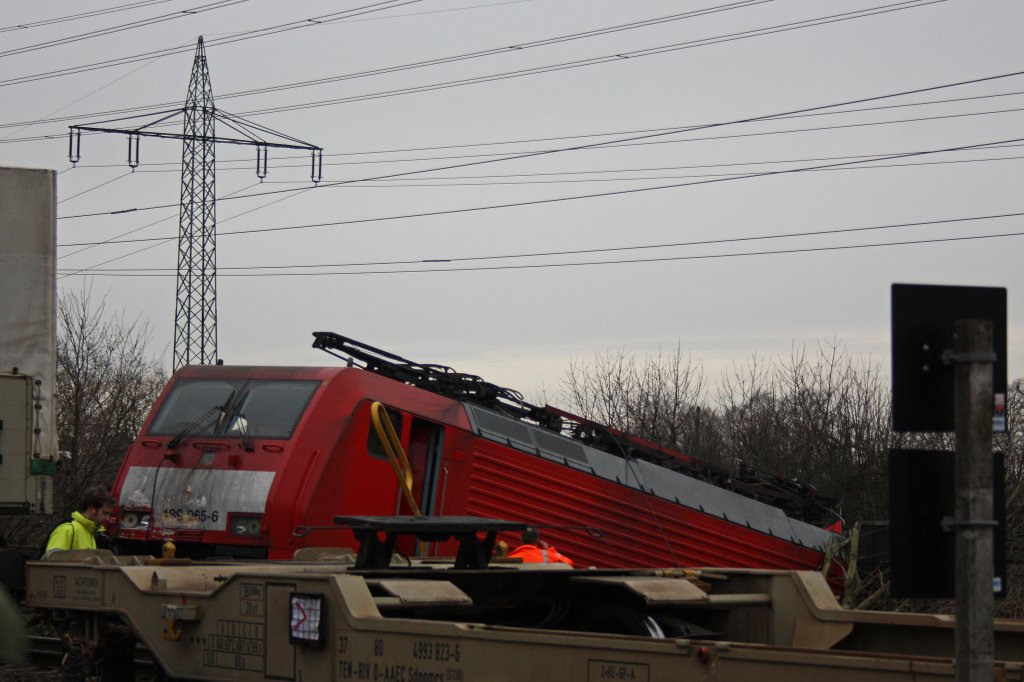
top-left (177, 37), bottom-right (217, 369)
top-left (69, 37), bottom-right (322, 369)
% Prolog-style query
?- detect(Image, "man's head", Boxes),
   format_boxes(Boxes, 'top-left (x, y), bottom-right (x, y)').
top-left (79, 486), bottom-right (116, 526)
top-left (521, 526), bottom-right (539, 545)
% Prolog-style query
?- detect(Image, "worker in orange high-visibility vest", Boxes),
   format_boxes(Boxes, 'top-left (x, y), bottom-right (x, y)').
top-left (508, 526), bottom-right (574, 566)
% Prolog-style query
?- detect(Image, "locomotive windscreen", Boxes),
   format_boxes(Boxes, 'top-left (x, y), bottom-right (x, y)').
top-left (148, 378), bottom-right (321, 440)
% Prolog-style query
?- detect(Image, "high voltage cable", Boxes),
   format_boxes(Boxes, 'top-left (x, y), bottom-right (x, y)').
top-left (56, 104), bottom-right (1024, 182)
top-left (0, 0), bottom-right (180, 34)
top-left (0, 0), bottom-right (248, 59)
top-left (0, 0), bottom-right (778, 127)
top-left (0, 0), bottom-right (937, 126)
top-left (0, 0), bottom-right (424, 87)
top-left (61, 211), bottom-right (1024, 273)
top-left (214, 0), bottom-right (777, 101)
top-left (17, 93), bottom-right (1024, 161)
top-left (56, 231), bottom-right (1024, 277)
top-left (57, 171), bottom-right (134, 204)
top-left (57, 179), bottom-right (299, 280)
top-left (56, 180), bottom-right (285, 280)
top-left (216, 150), bottom-right (1024, 185)
top-left (51, 68), bottom-right (1024, 228)
top-left (51, 146), bottom-right (1024, 249)
top-left (81, 144), bottom-right (1024, 177)
top-left (1, 55), bottom-right (163, 143)
top-left (53, 68), bottom-right (1024, 225)
top-left (58, 179), bottom-right (261, 260)
top-left (54, 144), bottom-right (1024, 222)
top-left (327, 88), bottom-right (1024, 160)
top-left (237, 0), bottom-right (948, 119)
top-left (2, 0), bottom-right (526, 38)
top-left (57, 136), bottom-right (1024, 249)
top-left (54, 88), bottom-right (1024, 168)
top-left (247, 105), bottom-right (1024, 173)
top-left (60, 210), bottom-right (177, 261)
top-left (25, 1), bottom-right (1015, 278)
top-left (251, 153), bottom-right (1024, 188)
top-left (143, 0), bottom-right (957, 120)
top-left (52, 70), bottom-right (1024, 277)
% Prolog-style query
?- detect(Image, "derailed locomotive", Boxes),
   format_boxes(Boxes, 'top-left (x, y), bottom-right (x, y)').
top-left (109, 332), bottom-right (843, 573)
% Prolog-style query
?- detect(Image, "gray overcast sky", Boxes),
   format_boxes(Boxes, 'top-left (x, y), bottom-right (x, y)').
top-left (2, 0), bottom-right (1022, 399)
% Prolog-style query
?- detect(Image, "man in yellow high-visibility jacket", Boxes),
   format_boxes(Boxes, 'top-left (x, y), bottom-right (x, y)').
top-left (43, 485), bottom-right (117, 682)
top-left (43, 486), bottom-right (115, 559)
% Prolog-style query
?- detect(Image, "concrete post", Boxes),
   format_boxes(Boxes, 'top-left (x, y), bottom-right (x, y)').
top-left (954, 319), bottom-right (995, 682)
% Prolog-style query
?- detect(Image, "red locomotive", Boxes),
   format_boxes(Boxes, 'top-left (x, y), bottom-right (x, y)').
top-left (109, 332), bottom-right (843, 572)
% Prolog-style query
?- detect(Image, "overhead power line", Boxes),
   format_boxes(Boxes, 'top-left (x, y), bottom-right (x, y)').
top-left (251, 153), bottom-right (1024, 188)
top-left (334, 88), bottom-right (1024, 160)
top-left (54, 88), bottom-right (1024, 168)
top-left (57, 231), bottom-right (1024, 277)
top-left (53, 70), bottom-right (1024, 284)
top-left (0, 0), bottom-right (939, 124)
top-left (0, 0), bottom-right (776, 124)
top-left (0, 0), bottom-right (527, 37)
top-left (54, 145), bottom-right (1024, 223)
top-left (213, 0), bottom-right (778, 102)
top-left (57, 170), bottom-right (134, 204)
top-left (8, 87), bottom-right (1024, 153)
top-left (57, 136), bottom-right (1024, 250)
top-left (237, 0), bottom-right (949, 119)
top-left (52, 147), bottom-right (1003, 219)
top-left (0, 0), bottom-right (427, 87)
top-left (0, 0), bottom-right (180, 34)
top-left (60, 211), bottom-right (1024, 273)
top-left (14, 92), bottom-right (1024, 157)
top-left (0, 0), bottom-right (248, 59)
top-left (53, 68), bottom-right (1024, 223)
top-left (57, 180), bottom-right (266, 280)
top-left (55, 105), bottom-right (1024, 183)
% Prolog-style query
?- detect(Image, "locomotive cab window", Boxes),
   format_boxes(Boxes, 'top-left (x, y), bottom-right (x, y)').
top-left (232, 381), bottom-right (319, 439)
top-left (148, 378), bottom-right (320, 440)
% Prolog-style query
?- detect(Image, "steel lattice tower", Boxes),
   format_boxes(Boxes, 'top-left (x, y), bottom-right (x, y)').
top-left (174, 37), bottom-right (218, 369)
top-left (67, 37), bottom-right (322, 370)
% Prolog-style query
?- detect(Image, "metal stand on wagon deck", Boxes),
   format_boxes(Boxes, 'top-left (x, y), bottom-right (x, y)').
top-left (335, 515), bottom-right (527, 570)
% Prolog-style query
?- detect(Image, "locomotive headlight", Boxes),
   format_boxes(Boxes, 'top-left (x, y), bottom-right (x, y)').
top-left (121, 512), bottom-right (151, 530)
top-left (231, 515), bottom-right (263, 536)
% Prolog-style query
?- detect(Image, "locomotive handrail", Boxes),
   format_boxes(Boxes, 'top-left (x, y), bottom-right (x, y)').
top-left (370, 401), bottom-right (422, 517)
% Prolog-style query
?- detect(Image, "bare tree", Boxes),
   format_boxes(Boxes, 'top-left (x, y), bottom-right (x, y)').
top-left (995, 378), bottom-right (1024, 616)
top-left (557, 341), bottom-right (1024, 613)
top-left (717, 341), bottom-right (893, 522)
top-left (53, 290), bottom-right (166, 515)
top-left (558, 345), bottom-right (720, 461)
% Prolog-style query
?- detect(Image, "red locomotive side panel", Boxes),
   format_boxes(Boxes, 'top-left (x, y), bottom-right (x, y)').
top-left (461, 445), bottom-right (825, 571)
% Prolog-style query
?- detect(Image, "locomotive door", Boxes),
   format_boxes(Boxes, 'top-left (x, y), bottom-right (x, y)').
top-left (398, 417), bottom-right (444, 556)
top-left (407, 417), bottom-right (444, 515)
top-left (366, 404), bottom-right (445, 556)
